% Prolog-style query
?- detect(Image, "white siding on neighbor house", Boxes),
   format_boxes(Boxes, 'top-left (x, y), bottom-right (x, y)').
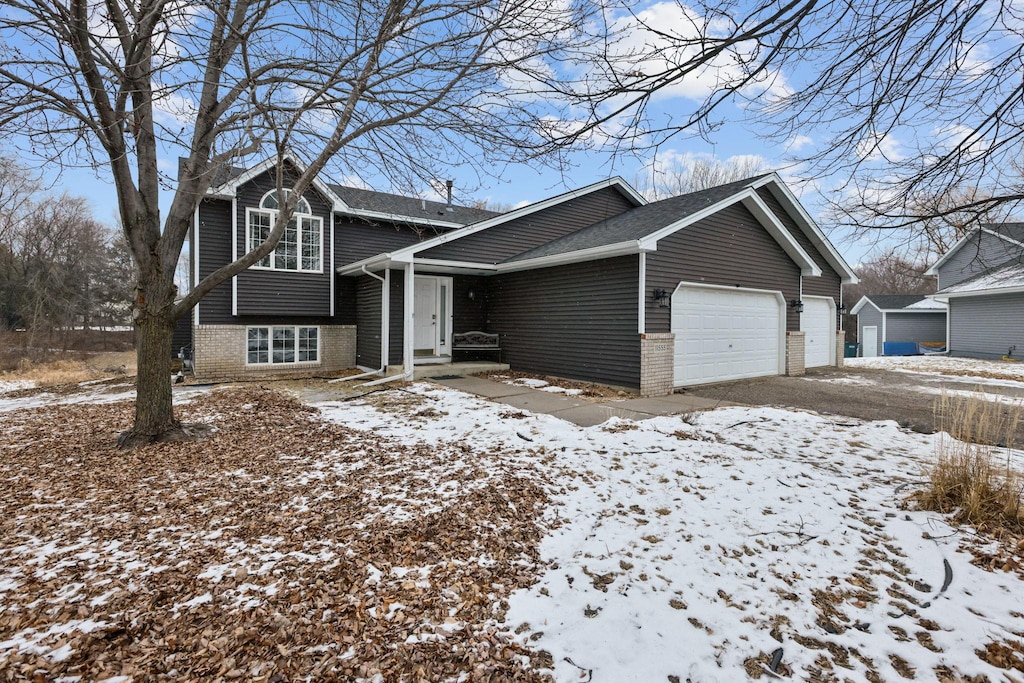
top-left (949, 293), bottom-right (1024, 359)
top-left (938, 231), bottom-right (1023, 289)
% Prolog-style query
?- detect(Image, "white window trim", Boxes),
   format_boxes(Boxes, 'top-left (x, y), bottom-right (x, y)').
top-left (245, 197), bottom-right (324, 274)
top-left (245, 325), bottom-right (321, 366)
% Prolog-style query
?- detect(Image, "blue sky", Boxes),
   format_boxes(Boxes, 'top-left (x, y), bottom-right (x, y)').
top-left (13, 0), bottom-right (897, 268)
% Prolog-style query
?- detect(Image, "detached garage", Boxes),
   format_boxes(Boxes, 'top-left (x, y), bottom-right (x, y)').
top-left (850, 295), bottom-right (947, 357)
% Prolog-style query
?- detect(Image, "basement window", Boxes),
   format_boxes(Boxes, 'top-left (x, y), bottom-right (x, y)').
top-left (247, 326), bottom-right (319, 365)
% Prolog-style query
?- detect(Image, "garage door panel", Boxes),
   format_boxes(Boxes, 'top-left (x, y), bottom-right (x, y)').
top-left (672, 285), bottom-right (782, 386)
top-left (801, 297), bottom-right (833, 368)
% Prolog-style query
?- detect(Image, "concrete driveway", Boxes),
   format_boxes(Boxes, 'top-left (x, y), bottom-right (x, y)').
top-left (682, 365), bottom-right (1024, 439)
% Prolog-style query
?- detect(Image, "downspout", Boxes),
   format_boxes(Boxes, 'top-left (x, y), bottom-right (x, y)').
top-left (360, 262), bottom-right (414, 387)
top-left (332, 265), bottom-right (389, 382)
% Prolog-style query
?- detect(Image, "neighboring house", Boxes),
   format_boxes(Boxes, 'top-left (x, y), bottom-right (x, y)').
top-left (849, 295), bottom-right (947, 357)
top-left (926, 223), bottom-right (1024, 359)
top-left (181, 156), bottom-right (857, 395)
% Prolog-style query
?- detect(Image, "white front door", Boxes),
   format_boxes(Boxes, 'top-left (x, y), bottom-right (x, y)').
top-left (672, 284), bottom-right (784, 386)
top-left (413, 275), bottom-right (453, 357)
top-left (862, 326), bottom-right (878, 358)
top-left (801, 296), bottom-right (835, 368)
top-left (414, 276), bottom-right (438, 353)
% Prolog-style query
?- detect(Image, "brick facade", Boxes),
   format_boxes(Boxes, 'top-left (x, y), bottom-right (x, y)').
top-left (785, 331), bottom-right (806, 376)
top-left (193, 324), bottom-right (356, 381)
top-left (639, 332), bottom-right (675, 397)
top-left (835, 330), bottom-right (845, 368)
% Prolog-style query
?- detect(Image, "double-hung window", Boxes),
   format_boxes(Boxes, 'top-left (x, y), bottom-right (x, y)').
top-left (247, 326), bottom-right (319, 365)
top-left (246, 189), bottom-right (322, 272)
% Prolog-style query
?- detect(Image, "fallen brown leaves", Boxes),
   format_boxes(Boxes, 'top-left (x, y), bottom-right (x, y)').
top-left (0, 387), bottom-right (552, 681)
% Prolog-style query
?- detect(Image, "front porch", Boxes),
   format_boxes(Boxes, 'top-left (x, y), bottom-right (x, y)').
top-left (409, 360), bottom-right (509, 380)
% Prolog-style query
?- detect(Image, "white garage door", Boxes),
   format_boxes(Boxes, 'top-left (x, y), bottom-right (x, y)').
top-left (672, 285), bottom-right (783, 386)
top-left (801, 297), bottom-right (834, 368)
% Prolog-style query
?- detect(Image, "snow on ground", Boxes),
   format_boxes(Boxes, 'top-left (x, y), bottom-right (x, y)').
top-left (847, 355), bottom-right (1024, 384)
top-left (2, 376), bottom-right (1023, 680)
top-left (0, 379), bottom-right (34, 394)
top-left (319, 383), bottom-right (1024, 682)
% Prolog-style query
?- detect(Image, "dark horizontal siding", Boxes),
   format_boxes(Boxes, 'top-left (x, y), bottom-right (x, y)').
top-left (197, 198), bottom-right (234, 324)
top-left (938, 231), bottom-right (1022, 289)
top-left (335, 277), bottom-right (357, 324)
top-left (335, 220), bottom-right (431, 267)
top-left (488, 255), bottom-right (641, 388)
top-left (755, 188), bottom-right (841, 316)
top-left (420, 186), bottom-right (636, 263)
top-left (356, 275), bottom-right (383, 369)
top-left (171, 315), bottom-right (192, 356)
top-left (234, 167), bottom-right (333, 317)
top-left (950, 293), bottom-right (1024, 358)
top-left (646, 202), bottom-right (802, 333)
top-left (453, 276), bottom-right (489, 332)
top-left (389, 269), bottom-right (405, 366)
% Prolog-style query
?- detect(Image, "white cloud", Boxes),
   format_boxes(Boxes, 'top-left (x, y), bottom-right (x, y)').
top-left (786, 134), bottom-right (813, 152)
top-left (855, 130), bottom-right (904, 162)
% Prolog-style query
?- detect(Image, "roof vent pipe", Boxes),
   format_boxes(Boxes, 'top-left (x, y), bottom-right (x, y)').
top-left (446, 179), bottom-right (454, 212)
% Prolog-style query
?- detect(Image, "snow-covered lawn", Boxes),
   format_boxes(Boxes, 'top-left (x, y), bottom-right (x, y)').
top-left (1, 378), bottom-right (1023, 680)
top-left (847, 355), bottom-right (1024, 386)
top-left (324, 383), bottom-right (1024, 682)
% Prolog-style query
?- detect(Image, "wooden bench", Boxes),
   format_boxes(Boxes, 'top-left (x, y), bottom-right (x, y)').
top-left (452, 331), bottom-right (501, 362)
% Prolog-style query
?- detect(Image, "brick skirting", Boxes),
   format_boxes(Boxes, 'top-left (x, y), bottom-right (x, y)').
top-left (786, 331), bottom-right (806, 376)
top-left (640, 333), bottom-right (675, 397)
top-left (193, 324), bottom-right (356, 381)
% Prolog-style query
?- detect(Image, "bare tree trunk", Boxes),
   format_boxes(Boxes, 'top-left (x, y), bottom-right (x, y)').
top-left (118, 275), bottom-right (180, 448)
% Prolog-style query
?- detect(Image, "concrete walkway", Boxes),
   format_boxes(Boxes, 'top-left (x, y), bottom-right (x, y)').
top-left (427, 375), bottom-right (740, 427)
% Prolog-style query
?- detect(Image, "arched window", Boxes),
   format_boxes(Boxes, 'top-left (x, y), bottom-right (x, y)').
top-left (247, 189), bottom-right (322, 271)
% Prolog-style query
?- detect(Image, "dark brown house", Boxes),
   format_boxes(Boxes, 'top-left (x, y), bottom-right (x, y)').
top-left (182, 156), bottom-right (857, 395)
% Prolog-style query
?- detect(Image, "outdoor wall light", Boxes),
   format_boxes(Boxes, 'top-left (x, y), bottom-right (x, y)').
top-left (838, 303), bottom-right (848, 314)
top-left (653, 288), bottom-right (670, 307)
top-left (467, 289), bottom-right (476, 300)
top-left (789, 298), bottom-right (805, 313)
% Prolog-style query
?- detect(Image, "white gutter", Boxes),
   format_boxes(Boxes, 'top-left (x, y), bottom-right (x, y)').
top-left (496, 240), bottom-right (652, 273)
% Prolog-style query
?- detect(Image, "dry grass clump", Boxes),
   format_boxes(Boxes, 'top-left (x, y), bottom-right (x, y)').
top-left (0, 350), bottom-right (137, 387)
top-left (917, 391), bottom-right (1024, 532)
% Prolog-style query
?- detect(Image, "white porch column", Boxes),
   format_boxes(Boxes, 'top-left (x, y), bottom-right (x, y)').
top-left (403, 261), bottom-right (415, 378)
top-left (381, 269), bottom-right (390, 371)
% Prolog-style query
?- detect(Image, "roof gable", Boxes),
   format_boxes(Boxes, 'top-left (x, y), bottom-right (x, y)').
top-left (850, 294), bottom-right (946, 314)
top-left (503, 179), bottom-right (822, 277)
top-left (749, 175), bottom-right (858, 284)
top-left (337, 177), bottom-right (647, 273)
top-left (935, 258), bottom-right (1024, 297)
top-left (925, 225), bottom-right (1024, 275)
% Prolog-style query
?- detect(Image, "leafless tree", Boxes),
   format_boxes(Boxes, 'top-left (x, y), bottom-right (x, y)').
top-left (567, 0), bottom-right (1024, 226)
top-left (842, 249), bottom-right (937, 338)
top-left (636, 155), bottom-right (769, 200)
top-left (0, 192), bottom-right (116, 347)
top-left (0, 0), bottom-right (623, 446)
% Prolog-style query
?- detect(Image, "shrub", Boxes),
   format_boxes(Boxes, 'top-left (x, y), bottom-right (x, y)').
top-left (917, 390), bottom-right (1024, 532)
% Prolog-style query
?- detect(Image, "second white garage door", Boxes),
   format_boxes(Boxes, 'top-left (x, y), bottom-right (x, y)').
top-left (672, 285), bottom-right (784, 386)
top-left (801, 296), bottom-right (834, 368)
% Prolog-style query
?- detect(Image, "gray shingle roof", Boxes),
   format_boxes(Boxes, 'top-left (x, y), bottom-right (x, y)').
top-left (179, 157), bottom-right (499, 226)
top-left (504, 174), bottom-right (772, 263)
top-left (328, 184), bottom-right (498, 225)
top-left (863, 294), bottom-right (930, 310)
